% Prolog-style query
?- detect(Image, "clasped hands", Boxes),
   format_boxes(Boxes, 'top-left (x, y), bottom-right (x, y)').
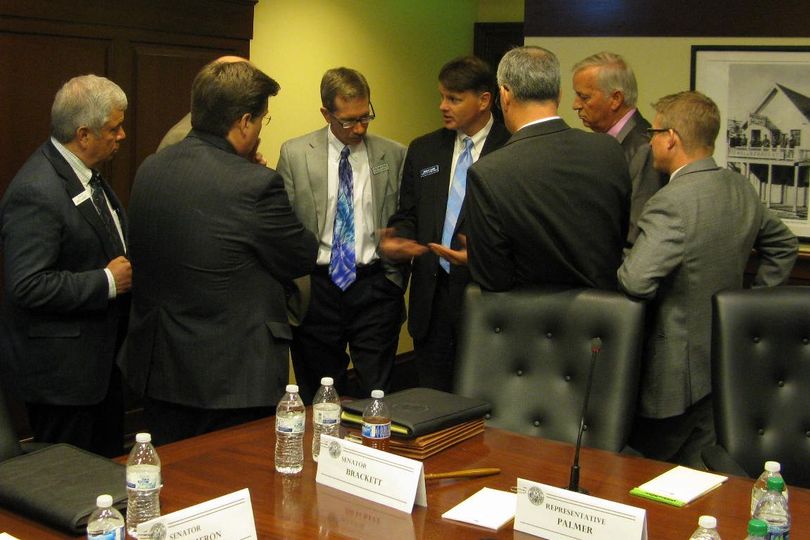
top-left (379, 228), bottom-right (467, 266)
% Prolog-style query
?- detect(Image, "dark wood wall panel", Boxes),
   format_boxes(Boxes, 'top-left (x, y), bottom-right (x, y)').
top-left (525, 0), bottom-right (810, 37)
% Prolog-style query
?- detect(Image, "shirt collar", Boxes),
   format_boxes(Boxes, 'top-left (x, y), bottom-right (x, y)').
top-left (607, 108), bottom-right (637, 139)
top-left (457, 113), bottom-right (494, 151)
top-left (51, 137), bottom-right (93, 188)
top-left (326, 126), bottom-right (366, 157)
top-left (517, 115), bottom-right (561, 132)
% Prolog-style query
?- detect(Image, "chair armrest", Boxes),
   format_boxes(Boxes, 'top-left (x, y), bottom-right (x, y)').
top-left (701, 445), bottom-right (750, 477)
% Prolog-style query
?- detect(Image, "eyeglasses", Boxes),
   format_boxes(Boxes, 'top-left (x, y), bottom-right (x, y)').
top-left (647, 127), bottom-right (674, 137)
top-left (329, 101), bottom-right (376, 129)
top-left (263, 115), bottom-right (272, 126)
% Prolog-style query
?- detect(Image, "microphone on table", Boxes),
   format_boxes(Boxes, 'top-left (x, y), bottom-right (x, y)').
top-left (567, 336), bottom-right (602, 494)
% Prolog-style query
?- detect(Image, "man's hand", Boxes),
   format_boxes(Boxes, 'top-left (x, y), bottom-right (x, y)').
top-left (428, 233), bottom-right (468, 266)
top-left (378, 227), bottom-right (429, 262)
top-left (107, 256), bottom-right (132, 294)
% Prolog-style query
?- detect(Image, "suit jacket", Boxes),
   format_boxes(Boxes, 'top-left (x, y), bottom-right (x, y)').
top-left (276, 127), bottom-right (408, 292)
top-left (387, 122), bottom-right (510, 341)
top-left (618, 157), bottom-right (798, 418)
top-left (0, 141), bottom-right (128, 405)
top-left (467, 118), bottom-right (631, 291)
top-left (124, 130), bottom-right (318, 409)
top-left (615, 111), bottom-right (668, 245)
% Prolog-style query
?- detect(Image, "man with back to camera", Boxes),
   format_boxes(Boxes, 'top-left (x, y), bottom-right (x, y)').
top-left (0, 74), bottom-right (131, 457)
top-left (277, 67), bottom-right (407, 403)
top-left (572, 51), bottom-right (668, 246)
top-left (124, 61), bottom-right (318, 445)
top-left (466, 46), bottom-right (631, 292)
top-left (381, 56), bottom-right (510, 391)
top-left (618, 91), bottom-right (797, 467)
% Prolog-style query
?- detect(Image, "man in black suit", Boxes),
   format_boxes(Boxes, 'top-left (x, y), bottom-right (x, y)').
top-left (0, 75), bottom-right (131, 457)
top-left (572, 51), bottom-right (667, 246)
top-left (124, 61), bottom-right (317, 444)
top-left (382, 56), bottom-right (509, 391)
top-left (467, 46), bottom-right (631, 292)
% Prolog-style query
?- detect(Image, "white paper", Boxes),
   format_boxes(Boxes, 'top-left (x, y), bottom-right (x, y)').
top-left (442, 487), bottom-right (516, 530)
top-left (514, 478), bottom-right (647, 540)
top-left (316, 434), bottom-right (427, 513)
top-left (0, 533), bottom-right (22, 540)
top-left (136, 488), bottom-right (256, 540)
top-left (634, 465), bottom-right (727, 504)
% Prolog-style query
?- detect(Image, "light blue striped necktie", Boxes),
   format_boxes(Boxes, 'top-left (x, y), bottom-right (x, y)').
top-left (440, 137), bottom-right (473, 272)
top-left (330, 146), bottom-right (356, 290)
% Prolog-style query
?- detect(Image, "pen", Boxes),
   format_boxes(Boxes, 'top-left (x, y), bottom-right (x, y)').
top-left (425, 467), bottom-right (501, 480)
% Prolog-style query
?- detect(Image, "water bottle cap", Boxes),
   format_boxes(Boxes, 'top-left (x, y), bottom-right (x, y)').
top-left (321, 377), bottom-right (334, 386)
top-left (135, 433), bottom-right (152, 443)
top-left (766, 475), bottom-right (785, 491)
top-left (371, 389), bottom-right (384, 399)
top-left (748, 519), bottom-right (768, 535)
top-left (764, 460), bottom-right (781, 472)
top-left (96, 494), bottom-right (113, 508)
top-left (698, 515), bottom-right (716, 529)
top-left (286, 384), bottom-right (299, 393)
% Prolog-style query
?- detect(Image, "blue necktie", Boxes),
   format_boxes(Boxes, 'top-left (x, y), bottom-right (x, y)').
top-left (330, 146), bottom-right (356, 290)
top-left (440, 137), bottom-right (473, 272)
top-left (90, 171), bottom-right (124, 255)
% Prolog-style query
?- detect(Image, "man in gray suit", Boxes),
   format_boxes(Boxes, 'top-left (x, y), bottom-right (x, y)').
top-left (572, 51), bottom-right (667, 246)
top-left (125, 61), bottom-right (318, 444)
top-left (618, 91), bottom-right (797, 467)
top-left (277, 67), bottom-right (407, 403)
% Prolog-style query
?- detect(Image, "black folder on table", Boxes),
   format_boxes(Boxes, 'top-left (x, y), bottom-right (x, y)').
top-left (0, 443), bottom-right (126, 534)
top-left (341, 387), bottom-right (491, 438)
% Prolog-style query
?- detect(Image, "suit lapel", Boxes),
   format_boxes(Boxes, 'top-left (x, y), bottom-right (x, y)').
top-left (432, 130), bottom-right (456, 240)
top-left (43, 142), bottom-right (123, 259)
top-left (305, 128), bottom-right (330, 235)
top-left (365, 135), bottom-right (388, 229)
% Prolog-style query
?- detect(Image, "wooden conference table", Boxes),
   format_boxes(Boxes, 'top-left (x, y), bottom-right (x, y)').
top-left (1, 417), bottom-right (807, 539)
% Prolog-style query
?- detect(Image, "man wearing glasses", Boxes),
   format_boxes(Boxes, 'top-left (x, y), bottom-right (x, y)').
top-left (277, 67), bottom-right (406, 403)
top-left (618, 91), bottom-right (797, 467)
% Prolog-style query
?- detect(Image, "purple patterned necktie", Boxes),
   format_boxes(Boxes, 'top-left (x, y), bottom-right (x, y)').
top-left (329, 146), bottom-right (356, 290)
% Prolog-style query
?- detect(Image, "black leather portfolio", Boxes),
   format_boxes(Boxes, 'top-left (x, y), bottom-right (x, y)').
top-left (0, 443), bottom-right (126, 534)
top-left (341, 387), bottom-right (491, 438)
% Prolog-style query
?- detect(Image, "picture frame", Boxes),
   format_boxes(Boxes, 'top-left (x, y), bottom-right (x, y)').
top-left (691, 45), bottom-right (810, 238)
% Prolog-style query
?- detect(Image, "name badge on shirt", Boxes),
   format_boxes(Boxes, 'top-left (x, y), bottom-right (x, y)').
top-left (72, 190), bottom-right (91, 206)
top-left (372, 163), bottom-right (390, 175)
top-left (420, 165), bottom-right (439, 178)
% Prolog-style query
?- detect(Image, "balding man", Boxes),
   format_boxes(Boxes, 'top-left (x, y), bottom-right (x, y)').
top-left (572, 52), bottom-right (667, 245)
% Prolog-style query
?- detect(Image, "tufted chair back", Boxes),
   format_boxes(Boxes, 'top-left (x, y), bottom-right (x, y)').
top-left (454, 286), bottom-right (644, 452)
top-left (708, 286), bottom-right (810, 488)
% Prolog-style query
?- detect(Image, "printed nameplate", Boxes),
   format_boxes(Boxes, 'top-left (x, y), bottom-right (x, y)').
top-left (136, 487), bottom-right (256, 540)
top-left (72, 190), bottom-right (91, 206)
top-left (316, 434), bottom-right (427, 513)
top-left (514, 478), bottom-right (647, 540)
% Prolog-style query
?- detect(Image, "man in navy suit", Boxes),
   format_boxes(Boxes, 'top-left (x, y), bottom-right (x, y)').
top-left (125, 61), bottom-right (317, 444)
top-left (382, 56), bottom-right (510, 391)
top-left (467, 46), bottom-right (631, 292)
top-left (0, 75), bottom-right (131, 457)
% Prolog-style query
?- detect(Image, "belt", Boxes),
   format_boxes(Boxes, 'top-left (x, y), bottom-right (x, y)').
top-left (312, 261), bottom-right (383, 279)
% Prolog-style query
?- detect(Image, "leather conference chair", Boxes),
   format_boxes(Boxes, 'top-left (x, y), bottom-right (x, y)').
top-left (454, 286), bottom-right (645, 453)
top-left (704, 286), bottom-right (810, 488)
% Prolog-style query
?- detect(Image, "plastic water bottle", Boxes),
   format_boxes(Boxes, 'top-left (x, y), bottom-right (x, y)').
top-left (126, 432), bottom-right (161, 538)
top-left (312, 377), bottom-right (341, 462)
top-left (361, 389), bottom-right (391, 452)
top-left (745, 518), bottom-right (768, 539)
top-left (86, 494), bottom-right (125, 540)
top-left (275, 384), bottom-right (305, 474)
top-left (751, 461), bottom-right (788, 516)
top-left (688, 515), bottom-right (721, 539)
top-left (752, 476), bottom-right (791, 539)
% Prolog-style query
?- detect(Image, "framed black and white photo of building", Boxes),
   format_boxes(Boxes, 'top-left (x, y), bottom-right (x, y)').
top-left (691, 45), bottom-right (810, 238)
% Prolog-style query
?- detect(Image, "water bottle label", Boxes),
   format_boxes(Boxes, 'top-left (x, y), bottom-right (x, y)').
top-left (277, 413), bottom-right (305, 433)
top-left (126, 464), bottom-right (161, 490)
top-left (88, 526), bottom-right (124, 540)
top-left (362, 422), bottom-right (391, 439)
top-left (314, 408), bottom-right (340, 426)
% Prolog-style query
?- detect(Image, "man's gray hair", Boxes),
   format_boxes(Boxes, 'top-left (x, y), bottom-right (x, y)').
top-left (50, 74), bottom-right (128, 143)
top-left (572, 51), bottom-right (638, 108)
top-left (497, 46), bottom-right (560, 103)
